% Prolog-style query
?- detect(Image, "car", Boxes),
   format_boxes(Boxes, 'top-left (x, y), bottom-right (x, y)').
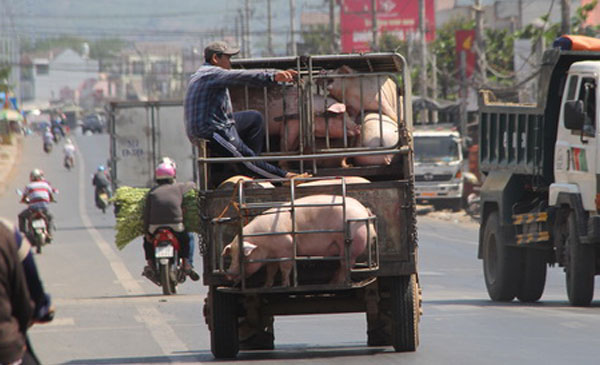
top-left (82, 114), bottom-right (106, 134)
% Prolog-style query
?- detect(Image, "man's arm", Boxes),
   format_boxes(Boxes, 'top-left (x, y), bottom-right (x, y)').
top-left (208, 67), bottom-right (297, 88)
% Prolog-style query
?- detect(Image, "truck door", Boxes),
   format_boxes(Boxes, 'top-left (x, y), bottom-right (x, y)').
top-left (555, 74), bottom-right (597, 211)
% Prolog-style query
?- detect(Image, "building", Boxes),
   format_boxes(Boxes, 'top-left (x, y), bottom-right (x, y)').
top-left (20, 48), bottom-right (99, 105)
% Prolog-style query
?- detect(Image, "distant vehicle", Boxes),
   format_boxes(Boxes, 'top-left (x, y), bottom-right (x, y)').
top-left (82, 113), bottom-right (106, 134)
top-left (413, 126), bottom-right (465, 211)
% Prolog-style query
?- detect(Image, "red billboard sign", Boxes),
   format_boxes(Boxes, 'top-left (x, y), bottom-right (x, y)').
top-left (455, 29), bottom-right (476, 78)
top-left (340, 0), bottom-right (435, 53)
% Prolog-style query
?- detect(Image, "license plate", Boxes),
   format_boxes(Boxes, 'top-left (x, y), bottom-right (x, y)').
top-left (32, 219), bottom-right (46, 229)
top-left (155, 245), bottom-right (174, 258)
top-left (421, 192), bottom-right (437, 197)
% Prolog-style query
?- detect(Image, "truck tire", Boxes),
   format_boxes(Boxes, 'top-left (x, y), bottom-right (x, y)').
top-left (482, 211), bottom-right (520, 301)
top-left (516, 248), bottom-right (547, 303)
top-left (566, 214), bottom-right (595, 306)
top-left (366, 275), bottom-right (420, 351)
top-left (209, 287), bottom-right (239, 359)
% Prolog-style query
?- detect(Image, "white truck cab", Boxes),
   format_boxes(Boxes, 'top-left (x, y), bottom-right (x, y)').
top-left (413, 126), bottom-right (464, 209)
top-left (551, 61), bottom-right (599, 212)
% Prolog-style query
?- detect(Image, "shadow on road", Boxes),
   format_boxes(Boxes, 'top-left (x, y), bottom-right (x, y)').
top-left (56, 225), bottom-right (115, 232)
top-left (65, 345), bottom-right (390, 364)
top-left (426, 298), bottom-right (600, 309)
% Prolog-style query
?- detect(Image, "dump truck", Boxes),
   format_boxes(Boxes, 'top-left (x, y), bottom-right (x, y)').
top-left (195, 53), bottom-right (420, 358)
top-left (478, 46), bottom-right (600, 306)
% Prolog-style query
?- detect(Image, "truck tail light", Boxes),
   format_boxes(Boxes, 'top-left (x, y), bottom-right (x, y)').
top-left (596, 194), bottom-right (600, 211)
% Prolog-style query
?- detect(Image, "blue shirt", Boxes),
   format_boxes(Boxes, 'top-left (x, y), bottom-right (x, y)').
top-left (184, 63), bottom-right (277, 141)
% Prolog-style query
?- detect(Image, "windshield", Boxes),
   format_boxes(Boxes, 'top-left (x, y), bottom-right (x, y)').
top-left (414, 136), bottom-right (460, 163)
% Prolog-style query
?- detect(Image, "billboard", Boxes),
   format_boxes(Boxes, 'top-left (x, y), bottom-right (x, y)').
top-left (455, 29), bottom-right (476, 78)
top-left (340, 0), bottom-right (435, 53)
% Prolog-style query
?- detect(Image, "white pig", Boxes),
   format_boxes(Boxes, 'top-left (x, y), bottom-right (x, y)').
top-left (354, 113), bottom-right (399, 166)
top-left (297, 176), bottom-right (371, 187)
top-left (327, 65), bottom-right (399, 122)
top-left (221, 195), bottom-right (376, 287)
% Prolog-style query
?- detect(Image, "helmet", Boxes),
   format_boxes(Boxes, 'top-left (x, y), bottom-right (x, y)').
top-left (159, 156), bottom-right (176, 169)
top-left (97, 165), bottom-right (105, 172)
top-left (30, 169), bottom-right (44, 181)
top-left (155, 162), bottom-right (176, 181)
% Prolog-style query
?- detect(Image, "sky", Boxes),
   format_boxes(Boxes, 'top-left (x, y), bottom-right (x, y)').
top-left (3, 0), bottom-right (327, 56)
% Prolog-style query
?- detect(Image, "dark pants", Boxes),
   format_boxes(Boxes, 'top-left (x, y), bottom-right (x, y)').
top-left (143, 230), bottom-right (190, 262)
top-left (18, 206), bottom-right (53, 235)
top-left (208, 110), bottom-right (287, 179)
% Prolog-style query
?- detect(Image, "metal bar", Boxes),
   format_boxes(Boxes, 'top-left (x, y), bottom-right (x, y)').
top-left (198, 146), bottom-right (409, 163)
top-left (243, 229), bottom-right (344, 238)
top-left (263, 87), bottom-right (270, 152)
top-left (377, 75), bottom-right (384, 146)
top-left (290, 179), bottom-right (298, 287)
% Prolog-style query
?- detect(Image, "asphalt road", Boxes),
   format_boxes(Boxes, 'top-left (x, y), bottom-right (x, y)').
top-left (1, 133), bottom-right (599, 364)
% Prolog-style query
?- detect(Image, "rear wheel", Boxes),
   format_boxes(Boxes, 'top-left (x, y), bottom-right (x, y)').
top-left (34, 233), bottom-right (43, 254)
top-left (367, 275), bottom-right (420, 351)
top-left (160, 262), bottom-right (176, 295)
top-left (209, 287), bottom-right (239, 359)
top-left (482, 211), bottom-right (520, 301)
top-left (516, 248), bottom-right (547, 303)
top-left (566, 214), bottom-right (595, 306)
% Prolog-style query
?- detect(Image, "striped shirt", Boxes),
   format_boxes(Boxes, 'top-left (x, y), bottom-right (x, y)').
top-left (22, 181), bottom-right (55, 208)
top-left (183, 63), bottom-right (276, 141)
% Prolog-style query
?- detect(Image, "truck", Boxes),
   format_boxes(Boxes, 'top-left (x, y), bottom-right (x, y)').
top-left (478, 46), bottom-right (600, 306)
top-left (196, 53), bottom-right (420, 358)
top-left (413, 125), bottom-right (465, 210)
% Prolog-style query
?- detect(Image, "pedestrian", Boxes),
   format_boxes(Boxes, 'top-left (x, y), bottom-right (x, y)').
top-left (184, 40), bottom-right (310, 181)
top-left (0, 218), bottom-right (34, 364)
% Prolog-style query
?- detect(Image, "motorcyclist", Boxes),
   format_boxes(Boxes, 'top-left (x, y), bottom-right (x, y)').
top-left (63, 138), bottom-right (76, 168)
top-left (92, 165), bottom-right (112, 207)
top-left (18, 169), bottom-right (57, 240)
top-left (43, 128), bottom-right (53, 151)
top-left (51, 114), bottom-right (65, 138)
top-left (142, 162), bottom-right (199, 281)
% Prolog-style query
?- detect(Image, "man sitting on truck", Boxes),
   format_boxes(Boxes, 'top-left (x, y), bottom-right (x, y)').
top-left (184, 40), bottom-right (309, 181)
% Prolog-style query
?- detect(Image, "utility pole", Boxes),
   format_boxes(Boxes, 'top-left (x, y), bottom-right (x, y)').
top-left (518, 0), bottom-right (523, 29)
top-left (561, 0), bottom-right (571, 35)
top-left (244, 0), bottom-right (251, 57)
top-left (235, 13), bottom-right (241, 50)
top-left (329, 0), bottom-right (336, 53)
top-left (474, 0), bottom-right (486, 88)
top-left (419, 0), bottom-right (427, 122)
top-left (267, 0), bottom-right (273, 56)
top-left (432, 53), bottom-right (438, 123)
top-left (371, 0), bottom-right (378, 51)
top-left (290, 0), bottom-right (297, 55)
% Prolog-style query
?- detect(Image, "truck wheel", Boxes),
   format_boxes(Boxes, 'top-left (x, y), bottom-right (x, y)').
top-left (516, 248), bottom-right (547, 303)
top-left (366, 275), bottom-right (420, 351)
top-left (566, 214), bottom-right (595, 306)
top-left (210, 287), bottom-right (239, 359)
top-left (391, 274), bottom-right (420, 351)
top-left (159, 263), bottom-right (176, 295)
top-left (482, 211), bottom-right (520, 301)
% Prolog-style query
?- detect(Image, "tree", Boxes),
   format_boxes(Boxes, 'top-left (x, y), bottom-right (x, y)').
top-left (0, 64), bottom-right (11, 94)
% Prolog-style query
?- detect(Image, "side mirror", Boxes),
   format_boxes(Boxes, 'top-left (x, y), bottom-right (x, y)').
top-left (564, 100), bottom-right (585, 130)
top-left (15, 188), bottom-right (23, 197)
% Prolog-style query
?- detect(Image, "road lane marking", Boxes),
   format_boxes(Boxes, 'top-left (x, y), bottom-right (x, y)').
top-left (75, 142), bottom-right (189, 359)
top-left (43, 317), bottom-right (75, 327)
top-left (419, 229), bottom-right (478, 246)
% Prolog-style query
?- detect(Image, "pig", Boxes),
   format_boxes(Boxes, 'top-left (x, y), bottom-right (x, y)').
top-left (221, 195), bottom-right (376, 287)
top-left (297, 176), bottom-right (371, 187)
top-left (353, 113), bottom-right (399, 166)
top-left (326, 65), bottom-right (399, 122)
top-left (228, 86), bottom-right (359, 153)
top-left (216, 175), bottom-right (275, 190)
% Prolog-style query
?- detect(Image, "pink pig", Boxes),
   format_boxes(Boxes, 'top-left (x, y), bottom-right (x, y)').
top-left (221, 195), bottom-right (376, 287)
top-left (326, 65), bottom-right (399, 122)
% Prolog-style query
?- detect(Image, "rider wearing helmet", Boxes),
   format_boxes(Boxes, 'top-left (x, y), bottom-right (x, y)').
top-left (142, 161), bottom-right (199, 281)
top-left (63, 138), bottom-right (76, 167)
top-left (92, 165), bottom-right (112, 207)
top-left (18, 169), bottom-right (56, 238)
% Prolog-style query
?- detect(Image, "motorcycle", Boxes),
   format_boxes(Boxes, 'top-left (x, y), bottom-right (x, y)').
top-left (17, 189), bottom-right (56, 253)
top-left (64, 155), bottom-right (74, 170)
top-left (43, 141), bottom-right (53, 153)
top-left (144, 228), bottom-right (186, 295)
top-left (52, 126), bottom-right (62, 143)
top-left (463, 172), bottom-right (481, 220)
top-left (95, 187), bottom-right (110, 213)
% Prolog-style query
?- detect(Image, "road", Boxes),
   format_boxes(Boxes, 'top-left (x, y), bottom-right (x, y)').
top-left (1, 133), bottom-right (599, 364)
